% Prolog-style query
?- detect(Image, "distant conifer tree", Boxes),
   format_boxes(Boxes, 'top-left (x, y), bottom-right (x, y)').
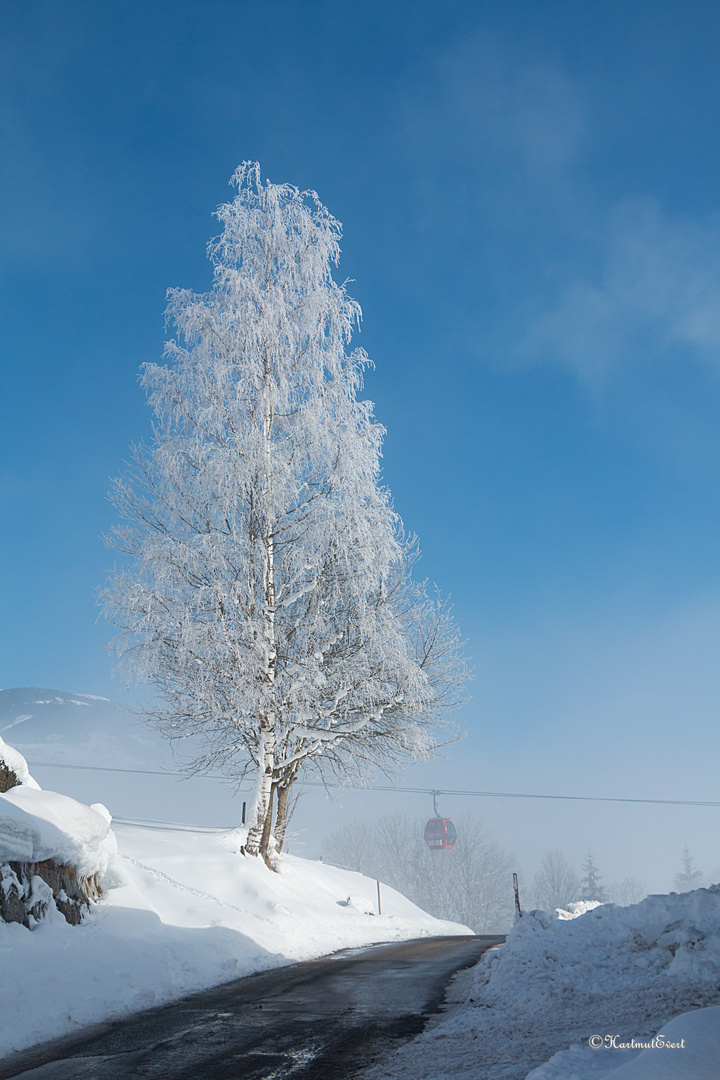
top-left (673, 846), bottom-right (704, 892)
top-left (579, 851), bottom-right (606, 902)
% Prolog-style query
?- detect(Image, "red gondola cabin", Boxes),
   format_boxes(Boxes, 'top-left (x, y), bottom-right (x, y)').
top-left (424, 817), bottom-right (457, 851)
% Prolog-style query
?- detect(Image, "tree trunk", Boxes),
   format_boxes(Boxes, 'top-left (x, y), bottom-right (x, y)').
top-left (244, 342), bottom-right (278, 859)
top-left (244, 726), bottom-right (276, 856)
top-left (274, 781), bottom-right (291, 854)
top-left (274, 761), bottom-right (299, 853)
top-left (258, 782), bottom-right (276, 869)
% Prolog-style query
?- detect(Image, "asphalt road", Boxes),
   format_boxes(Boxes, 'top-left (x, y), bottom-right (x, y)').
top-left (0, 934), bottom-right (505, 1080)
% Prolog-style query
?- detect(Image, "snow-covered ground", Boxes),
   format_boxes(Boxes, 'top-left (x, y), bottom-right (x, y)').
top-left (0, 814), bottom-right (468, 1060)
top-left (0, 696), bottom-right (470, 1062)
top-left (5, 705), bottom-right (720, 1080)
top-left (360, 888), bottom-right (720, 1080)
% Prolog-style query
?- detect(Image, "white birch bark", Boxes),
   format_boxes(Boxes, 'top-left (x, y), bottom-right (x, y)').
top-left (245, 344), bottom-right (277, 856)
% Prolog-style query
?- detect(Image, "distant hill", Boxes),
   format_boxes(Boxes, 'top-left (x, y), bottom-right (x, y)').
top-left (0, 687), bottom-right (167, 770)
top-left (0, 688), bottom-right (242, 825)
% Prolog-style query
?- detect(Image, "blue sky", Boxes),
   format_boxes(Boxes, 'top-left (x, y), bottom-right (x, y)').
top-left (3, 0), bottom-right (720, 888)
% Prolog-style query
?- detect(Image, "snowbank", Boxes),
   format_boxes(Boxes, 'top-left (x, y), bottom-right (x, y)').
top-left (528, 1003), bottom-right (720, 1080)
top-left (0, 738), bottom-right (117, 927)
top-left (361, 888), bottom-right (720, 1080)
top-left (477, 888), bottom-right (720, 1010)
top-left (0, 787), bottom-right (116, 878)
top-left (0, 819), bottom-right (469, 1059)
top-left (0, 735), bottom-right (39, 789)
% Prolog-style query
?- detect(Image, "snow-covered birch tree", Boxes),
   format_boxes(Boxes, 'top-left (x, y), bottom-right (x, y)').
top-left (102, 163), bottom-right (468, 863)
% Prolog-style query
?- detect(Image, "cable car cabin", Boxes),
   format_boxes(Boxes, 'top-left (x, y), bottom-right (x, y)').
top-left (424, 817), bottom-right (457, 851)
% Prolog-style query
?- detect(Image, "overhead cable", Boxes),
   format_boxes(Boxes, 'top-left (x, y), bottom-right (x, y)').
top-left (25, 759), bottom-right (720, 808)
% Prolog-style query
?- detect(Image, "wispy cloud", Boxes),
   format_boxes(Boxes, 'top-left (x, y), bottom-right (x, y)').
top-left (398, 34), bottom-right (720, 402)
top-left (434, 38), bottom-right (586, 183)
top-left (397, 34), bottom-right (589, 251)
top-left (522, 200), bottom-right (720, 382)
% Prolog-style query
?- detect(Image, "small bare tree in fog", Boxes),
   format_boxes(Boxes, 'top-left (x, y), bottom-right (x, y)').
top-left (320, 821), bottom-right (375, 875)
top-left (449, 821), bottom-right (515, 931)
top-left (533, 850), bottom-right (579, 914)
top-left (607, 877), bottom-right (647, 906)
top-left (323, 814), bottom-right (515, 932)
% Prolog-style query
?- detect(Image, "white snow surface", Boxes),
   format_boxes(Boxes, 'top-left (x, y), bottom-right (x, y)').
top-left (556, 899), bottom-right (604, 920)
top-left (527, 1004), bottom-right (720, 1080)
top-left (0, 819), bottom-right (469, 1060)
top-left (0, 736), bottom-right (39, 789)
top-left (360, 889), bottom-right (720, 1080)
top-left (0, 739), bottom-right (116, 878)
top-left (0, 786), bottom-right (116, 877)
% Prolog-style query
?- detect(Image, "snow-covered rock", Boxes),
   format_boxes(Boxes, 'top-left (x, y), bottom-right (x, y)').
top-left (0, 786), bottom-right (116, 878)
top-left (556, 899), bottom-right (604, 919)
top-left (0, 738), bottom-right (117, 928)
top-left (0, 735), bottom-right (40, 790)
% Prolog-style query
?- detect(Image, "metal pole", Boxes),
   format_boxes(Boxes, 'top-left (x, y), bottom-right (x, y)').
top-left (377, 880), bottom-right (382, 916)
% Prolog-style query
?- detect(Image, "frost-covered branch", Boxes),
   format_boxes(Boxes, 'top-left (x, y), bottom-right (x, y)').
top-left (102, 162), bottom-right (469, 864)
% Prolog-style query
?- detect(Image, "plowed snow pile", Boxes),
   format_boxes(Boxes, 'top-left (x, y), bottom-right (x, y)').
top-left (360, 888), bottom-right (720, 1080)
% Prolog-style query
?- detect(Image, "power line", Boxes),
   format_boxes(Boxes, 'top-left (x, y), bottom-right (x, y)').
top-left (27, 760), bottom-right (222, 779)
top-left (25, 759), bottom-right (720, 808)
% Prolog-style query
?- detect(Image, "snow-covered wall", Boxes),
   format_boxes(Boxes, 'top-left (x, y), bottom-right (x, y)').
top-left (0, 787), bottom-right (116, 878)
top-left (0, 737), bottom-right (116, 927)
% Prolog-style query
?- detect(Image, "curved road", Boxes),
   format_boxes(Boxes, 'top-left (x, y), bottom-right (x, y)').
top-left (0, 934), bottom-right (504, 1080)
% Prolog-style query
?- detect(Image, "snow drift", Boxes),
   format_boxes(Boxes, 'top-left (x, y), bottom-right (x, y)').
top-left (0, 786), bottom-right (116, 878)
top-left (361, 888), bottom-right (720, 1080)
top-left (0, 737), bottom-right (116, 927)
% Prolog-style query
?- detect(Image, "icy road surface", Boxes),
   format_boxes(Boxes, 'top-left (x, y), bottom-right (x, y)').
top-left (0, 935), bottom-right (504, 1079)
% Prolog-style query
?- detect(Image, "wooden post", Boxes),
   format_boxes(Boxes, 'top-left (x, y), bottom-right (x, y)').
top-left (242, 801), bottom-right (246, 826)
top-left (377, 880), bottom-right (382, 916)
top-left (513, 872), bottom-right (522, 918)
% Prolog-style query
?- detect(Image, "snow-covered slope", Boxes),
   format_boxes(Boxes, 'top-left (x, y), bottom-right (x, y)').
top-left (0, 816), bottom-right (470, 1059)
top-left (361, 889), bottom-right (720, 1080)
top-left (0, 699), bottom-right (475, 1066)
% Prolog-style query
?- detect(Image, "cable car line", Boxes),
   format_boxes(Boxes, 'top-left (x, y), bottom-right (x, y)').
top-left (27, 760), bottom-right (198, 778)
top-left (26, 760), bottom-right (720, 808)
top-left (343, 784), bottom-right (720, 809)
